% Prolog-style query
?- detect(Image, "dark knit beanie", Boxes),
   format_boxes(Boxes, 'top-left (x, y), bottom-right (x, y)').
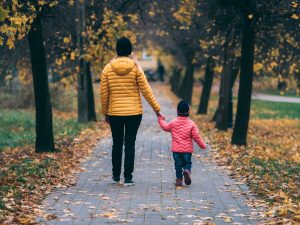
top-left (177, 100), bottom-right (190, 117)
top-left (116, 37), bottom-right (132, 56)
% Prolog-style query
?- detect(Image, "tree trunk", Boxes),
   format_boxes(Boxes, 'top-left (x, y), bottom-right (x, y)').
top-left (214, 29), bottom-right (238, 128)
top-left (77, 0), bottom-right (96, 123)
top-left (212, 30), bottom-right (230, 122)
top-left (212, 32), bottom-right (230, 122)
top-left (28, 15), bottom-right (55, 152)
top-left (86, 62), bottom-right (97, 121)
top-left (170, 67), bottom-right (176, 92)
top-left (215, 59), bottom-right (233, 130)
top-left (178, 62), bottom-right (194, 105)
top-left (231, 16), bottom-right (255, 146)
top-left (197, 57), bottom-right (215, 114)
top-left (170, 67), bottom-right (182, 95)
top-left (227, 58), bottom-right (240, 128)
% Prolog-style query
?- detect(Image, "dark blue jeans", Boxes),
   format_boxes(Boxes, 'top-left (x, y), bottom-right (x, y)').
top-left (173, 152), bottom-right (192, 179)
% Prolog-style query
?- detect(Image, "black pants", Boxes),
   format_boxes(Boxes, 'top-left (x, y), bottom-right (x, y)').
top-left (109, 115), bottom-right (142, 180)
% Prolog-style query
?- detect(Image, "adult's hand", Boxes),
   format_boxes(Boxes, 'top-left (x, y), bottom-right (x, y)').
top-left (155, 111), bottom-right (162, 117)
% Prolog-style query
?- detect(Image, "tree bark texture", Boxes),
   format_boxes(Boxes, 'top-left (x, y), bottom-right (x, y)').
top-left (231, 16), bottom-right (255, 145)
top-left (28, 15), bottom-right (55, 152)
top-left (197, 57), bottom-right (215, 114)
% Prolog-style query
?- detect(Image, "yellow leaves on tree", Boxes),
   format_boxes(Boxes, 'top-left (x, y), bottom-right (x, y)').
top-left (63, 36), bottom-right (71, 44)
top-left (248, 14), bottom-right (254, 19)
top-left (173, 0), bottom-right (197, 27)
top-left (253, 63), bottom-right (263, 73)
top-left (148, 10), bottom-right (155, 17)
top-left (0, 1), bottom-right (58, 49)
top-left (68, 0), bottom-right (74, 6)
top-left (17, 61), bottom-right (32, 85)
top-left (55, 58), bottom-right (63, 66)
top-left (0, 6), bottom-right (9, 21)
top-left (291, 1), bottom-right (298, 8)
top-left (291, 14), bottom-right (299, 20)
top-left (128, 14), bottom-right (138, 25)
top-left (86, 9), bottom-right (137, 75)
top-left (199, 40), bottom-right (209, 50)
top-left (38, 0), bottom-right (47, 6)
top-left (6, 37), bottom-right (15, 49)
top-left (70, 52), bottom-right (76, 61)
top-left (214, 65), bottom-right (223, 74)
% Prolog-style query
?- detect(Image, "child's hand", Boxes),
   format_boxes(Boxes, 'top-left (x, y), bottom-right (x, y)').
top-left (156, 111), bottom-right (165, 119)
top-left (158, 114), bottom-right (165, 120)
top-left (205, 144), bottom-right (211, 151)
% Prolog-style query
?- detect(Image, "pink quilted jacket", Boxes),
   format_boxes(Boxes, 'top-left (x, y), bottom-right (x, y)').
top-left (158, 116), bottom-right (207, 153)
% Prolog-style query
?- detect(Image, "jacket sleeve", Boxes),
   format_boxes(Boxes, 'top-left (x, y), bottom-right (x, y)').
top-left (191, 124), bottom-right (207, 149)
top-left (158, 116), bottom-right (172, 132)
top-left (136, 68), bottom-right (160, 112)
top-left (100, 69), bottom-right (109, 115)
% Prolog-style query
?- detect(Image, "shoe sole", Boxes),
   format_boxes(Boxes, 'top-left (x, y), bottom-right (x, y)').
top-left (124, 183), bottom-right (135, 186)
top-left (111, 180), bottom-right (120, 184)
top-left (183, 171), bottom-right (191, 185)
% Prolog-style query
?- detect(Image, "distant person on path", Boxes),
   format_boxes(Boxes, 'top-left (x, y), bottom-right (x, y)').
top-left (158, 100), bottom-right (208, 186)
top-left (157, 59), bottom-right (165, 82)
top-left (100, 37), bottom-right (161, 186)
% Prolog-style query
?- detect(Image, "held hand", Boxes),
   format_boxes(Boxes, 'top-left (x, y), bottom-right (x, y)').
top-left (156, 111), bottom-right (165, 120)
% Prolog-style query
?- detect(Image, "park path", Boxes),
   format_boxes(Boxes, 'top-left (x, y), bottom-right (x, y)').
top-left (36, 84), bottom-right (265, 225)
top-left (252, 93), bottom-right (300, 103)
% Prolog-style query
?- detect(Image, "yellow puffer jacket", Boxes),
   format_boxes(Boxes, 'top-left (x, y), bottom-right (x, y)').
top-left (100, 57), bottom-right (160, 116)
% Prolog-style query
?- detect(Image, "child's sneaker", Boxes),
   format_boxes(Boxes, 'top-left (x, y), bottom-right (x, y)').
top-left (183, 170), bottom-right (191, 185)
top-left (175, 178), bottom-right (183, 186)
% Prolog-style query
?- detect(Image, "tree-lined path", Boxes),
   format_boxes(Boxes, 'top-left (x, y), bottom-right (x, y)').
top-left (36, 84), bottom-right (264, 225)
top-left (252, 93), bottom-right (300, 103)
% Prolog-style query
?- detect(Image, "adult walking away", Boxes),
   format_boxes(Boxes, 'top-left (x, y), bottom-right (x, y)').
top-left (157, 59), bottom-right (165, 82)
top-left (100, 37), bottom-right (161, 186)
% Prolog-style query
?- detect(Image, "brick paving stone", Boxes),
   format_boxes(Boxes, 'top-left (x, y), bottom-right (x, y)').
top-left (37, 84), bottom-right (264, 225)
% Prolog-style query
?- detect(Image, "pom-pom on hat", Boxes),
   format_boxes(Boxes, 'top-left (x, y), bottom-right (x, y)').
top-left (116, 37), bottom-right (132, 56)
top-left (177, 100), bottom-right (190, 117)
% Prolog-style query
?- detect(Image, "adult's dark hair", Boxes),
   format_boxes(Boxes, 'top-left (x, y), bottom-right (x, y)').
top-left (116, 37), bottom-right (132, 56)
top-left (177, 100), bottom-right (190, 117)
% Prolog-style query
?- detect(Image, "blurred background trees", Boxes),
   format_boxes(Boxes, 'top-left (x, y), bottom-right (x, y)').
top-left (0, 0), bottom-right (299, 151)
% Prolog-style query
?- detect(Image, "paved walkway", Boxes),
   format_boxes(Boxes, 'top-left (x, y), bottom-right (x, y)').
top-left (252, 93), bottom-right (300, 103)
top-left (37, 85), bottom-right (264, 225)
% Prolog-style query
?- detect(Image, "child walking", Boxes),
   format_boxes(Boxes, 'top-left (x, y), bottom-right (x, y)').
top-left (158, 100), bottom-right (207, 186)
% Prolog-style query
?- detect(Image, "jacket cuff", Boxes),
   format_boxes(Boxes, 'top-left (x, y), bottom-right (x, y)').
top-left (154, 104), bottom-right (161, 112)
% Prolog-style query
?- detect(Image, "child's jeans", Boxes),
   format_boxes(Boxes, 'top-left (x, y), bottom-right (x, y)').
top-left (173, 152), bottom-right (192, 179)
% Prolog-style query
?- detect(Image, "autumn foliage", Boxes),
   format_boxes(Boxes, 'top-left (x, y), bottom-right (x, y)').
top-left (0, 0), bottom-right (299, 224)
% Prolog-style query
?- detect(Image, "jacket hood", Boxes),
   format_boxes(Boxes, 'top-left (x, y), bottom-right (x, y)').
top-left (110, 57), bottom-right (135, 75)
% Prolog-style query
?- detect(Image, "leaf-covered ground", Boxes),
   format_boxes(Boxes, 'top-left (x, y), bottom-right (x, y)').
top-left (161, 83), bottom-right (300, 224)
top-left (0, 110), bottom-right (109, 224)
